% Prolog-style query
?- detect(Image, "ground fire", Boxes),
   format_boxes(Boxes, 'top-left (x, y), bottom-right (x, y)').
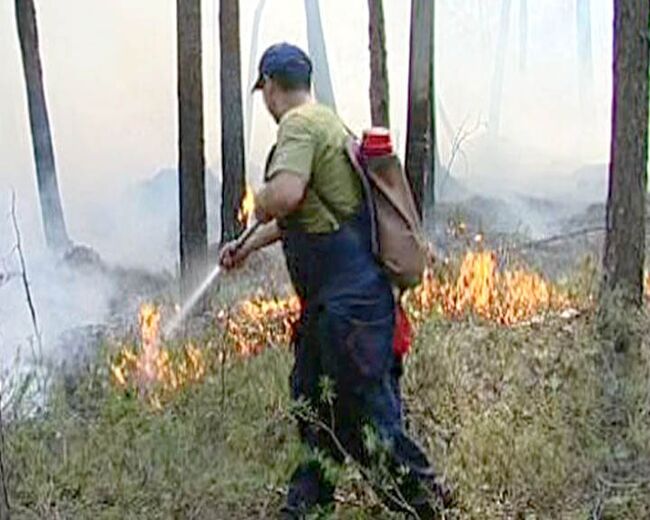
top-left (110, 303), bottom-right (206, 407)
top-left (402, 250), bottom-right (571, 326)
top-left (110, 249), bottom-right (576, 405)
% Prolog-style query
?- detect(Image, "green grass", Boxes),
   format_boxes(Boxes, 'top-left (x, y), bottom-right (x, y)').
top-left (5, 304), bottom-right (650, 518)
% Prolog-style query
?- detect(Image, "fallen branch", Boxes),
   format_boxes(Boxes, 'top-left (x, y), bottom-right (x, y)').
top-left (517, 217), bottom-right (650, 251)
top-left (517, 225), bottom-right (605, 250)
top-left (9, 192), bottom-right (42, 358)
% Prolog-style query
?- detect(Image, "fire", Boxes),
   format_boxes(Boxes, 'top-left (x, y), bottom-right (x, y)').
top-left (109, 250), bottom-right (576, 407)
top-left (110, 303), bottom-right (206, 407)
top-left (219, 294), bottom-right (301, 356)
top-left (403, 251), bottom-right (570, 326)
top-left (238, 184), bottom-right (255, 226)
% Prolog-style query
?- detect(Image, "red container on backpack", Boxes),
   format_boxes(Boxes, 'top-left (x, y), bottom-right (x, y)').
top-left (393, 304), bottom-right (412, 358)
top-left (362, 127), bottom-right (393, 157)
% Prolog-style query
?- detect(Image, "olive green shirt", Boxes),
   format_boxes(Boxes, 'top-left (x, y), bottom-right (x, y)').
top-left (265, 103), bottom-right (363, 233)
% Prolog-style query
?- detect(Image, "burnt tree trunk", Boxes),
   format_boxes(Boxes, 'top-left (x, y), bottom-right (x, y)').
top-left (219, 0), bottom-right (247, 243)
top-left (489, 0), bottom-right (512, 136)
top-left (425, 0), bottom-right (437, 211)
top-left (368, 0), bottom-right (390, 128)
top-left (602, 0), bottom-right (650, 306)
top-left (405, 0), bottom-right (433, 217)
top-left (304, 0), bottom-right (337, 110)
top-left (15, 0), bottom-right (70, 252)
top-left (177, 0), bottom-right (207, 300)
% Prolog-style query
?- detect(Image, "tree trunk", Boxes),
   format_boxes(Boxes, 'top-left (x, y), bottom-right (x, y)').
top-left (519, 0), bottom-right (528, 71)
top-left (15, 0), bottom-right (70, 253)
top-left (368, 0), bottom-right (390, 128)
top-left (425, 0), bottom-right (437, 212)
top-left (304, 0), bottom-right (337, 110)
top-left (177, 0), bottom-right (208, 301)
top-left (601, 0), bottom-right (650, 306)
top-left (405, 0), bottom-right (433, 217)
top-left (489, 0), bottom-right (512, 136)
top-left (219, 0), bottom-right (247, 244)
top-left (576, 0), bottom-right (594, 108)
top-left (245, 0), bottom-right (267, 156)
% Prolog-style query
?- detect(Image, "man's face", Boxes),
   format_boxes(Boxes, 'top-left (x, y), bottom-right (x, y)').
top-left (261, 78), bottom-right (281, 123)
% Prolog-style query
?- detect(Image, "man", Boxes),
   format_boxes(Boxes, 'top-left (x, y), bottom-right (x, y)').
top-left (220, 43), bottom-right (449, 519)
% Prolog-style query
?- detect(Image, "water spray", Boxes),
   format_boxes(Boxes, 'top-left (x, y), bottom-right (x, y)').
top-left (163, 221), bottom-right (262, 337)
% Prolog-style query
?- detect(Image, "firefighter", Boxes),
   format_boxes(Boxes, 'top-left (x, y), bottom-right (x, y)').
top-left (219, 42), bottom-right (450, 519)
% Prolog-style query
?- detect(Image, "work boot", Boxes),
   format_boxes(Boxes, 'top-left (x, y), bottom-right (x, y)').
top-left (281, 461), bottom-right (335, 519)
top-left (411, 479), bottom-right (455, 519)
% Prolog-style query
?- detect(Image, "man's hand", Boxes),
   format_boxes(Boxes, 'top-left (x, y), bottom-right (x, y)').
top-left (219, 240), bottom-right (251, 270)
top-left (218, 221), bottom-right (282, 270)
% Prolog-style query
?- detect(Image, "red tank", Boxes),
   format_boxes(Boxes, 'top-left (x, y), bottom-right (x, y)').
top-left (361, 127), bottom-right (393, 157)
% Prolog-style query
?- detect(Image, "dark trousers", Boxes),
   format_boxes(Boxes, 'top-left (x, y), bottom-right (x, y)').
top-left (285, 287), bottom-right (439, 518)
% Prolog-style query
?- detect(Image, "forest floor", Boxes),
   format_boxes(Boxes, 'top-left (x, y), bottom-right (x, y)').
top-left (4, 195), bottom-right (650, 519)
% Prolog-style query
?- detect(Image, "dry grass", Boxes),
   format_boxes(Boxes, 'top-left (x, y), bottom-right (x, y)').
top-left (5, 265), bottom-right (650, 518)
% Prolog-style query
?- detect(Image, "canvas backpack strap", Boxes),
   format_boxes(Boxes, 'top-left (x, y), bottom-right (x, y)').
top-left (343, 136), bottom-right (380, 257)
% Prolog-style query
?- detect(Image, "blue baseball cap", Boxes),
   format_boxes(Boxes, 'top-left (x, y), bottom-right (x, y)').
top-left (252, 43), bottom-right (312, 91)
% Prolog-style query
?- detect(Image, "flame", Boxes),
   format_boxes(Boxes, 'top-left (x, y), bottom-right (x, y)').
top-left (137, 303), bottom-right (161, 385)
top-left (110, 250), bottom-right (578, 407)
top-left (110, 303), bottom-right (206, 407)
top-left (238, 185), bottom-right (255, 226)
top-left (403, 251), bottom-right (570, 326)
top-left (218, 294), bottom-right (301, 356)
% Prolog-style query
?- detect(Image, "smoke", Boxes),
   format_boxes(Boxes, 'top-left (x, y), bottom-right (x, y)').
top-left (0, 0), bottom-right (617, 377)
top-left (0, 197), bottom-right (113, 371)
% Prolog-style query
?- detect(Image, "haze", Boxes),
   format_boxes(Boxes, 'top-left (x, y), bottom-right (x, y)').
top-left (0, 0), bottom-right (613, 260)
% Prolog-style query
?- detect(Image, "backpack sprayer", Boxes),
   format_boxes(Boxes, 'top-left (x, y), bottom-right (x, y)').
top-left (163, 220), bottom-right (262, 337)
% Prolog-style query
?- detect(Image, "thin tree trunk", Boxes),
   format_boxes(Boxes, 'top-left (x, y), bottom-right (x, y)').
top-left (405, 0), bottom-right (433, 217)
top-left (368, 0), bottom-right (390, 128)
top-left (220, 0), bottom-right (247, 244)
top-left (576, 0), bottom-right (594, 109)
top-left (245, 0), bottom-right (267, 156)
top-left (426, 0), bottom-right (437, 211)
top-left (177, 0), bottom-right (208, 301)
top-left (489, 0), bottom-right (512, 136)
top-left (15, 0), bottom-right (70, 252)
top-left (601, 0), bottom-right (650, 306)
top-left (304, 0), bottom-right (337, 110)
top-left (519, 0), bottom-right (528, 71)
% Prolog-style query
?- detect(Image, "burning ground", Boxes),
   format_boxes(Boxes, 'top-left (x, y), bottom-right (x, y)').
top-left (4, 239), bottom-right (650, 518)
top-left (4, 196), bottom-right (650, 518)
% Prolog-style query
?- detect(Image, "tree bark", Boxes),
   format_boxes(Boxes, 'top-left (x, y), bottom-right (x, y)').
top-left (405, 0), bottom-right (433, 217)
top-left (304, 0), bottom-right (337, 110)
top-left (368, 0), bottom-right (390, 128)
top-left (601, 0), bottom-right (650, 306)
top-left (219, 0), bottom-right (247, 244)
top-left (489, 0), bottom-right (512, 136)
top-left (425, 0), bottom-right (438, 211)
top-left (15, 0), bottom-right (70, 253)
top-left (177, 0), bottom-right (208, 301)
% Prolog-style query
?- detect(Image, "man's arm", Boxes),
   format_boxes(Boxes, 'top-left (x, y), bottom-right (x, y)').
top-left (254, 171), bottom-right (308, 223)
